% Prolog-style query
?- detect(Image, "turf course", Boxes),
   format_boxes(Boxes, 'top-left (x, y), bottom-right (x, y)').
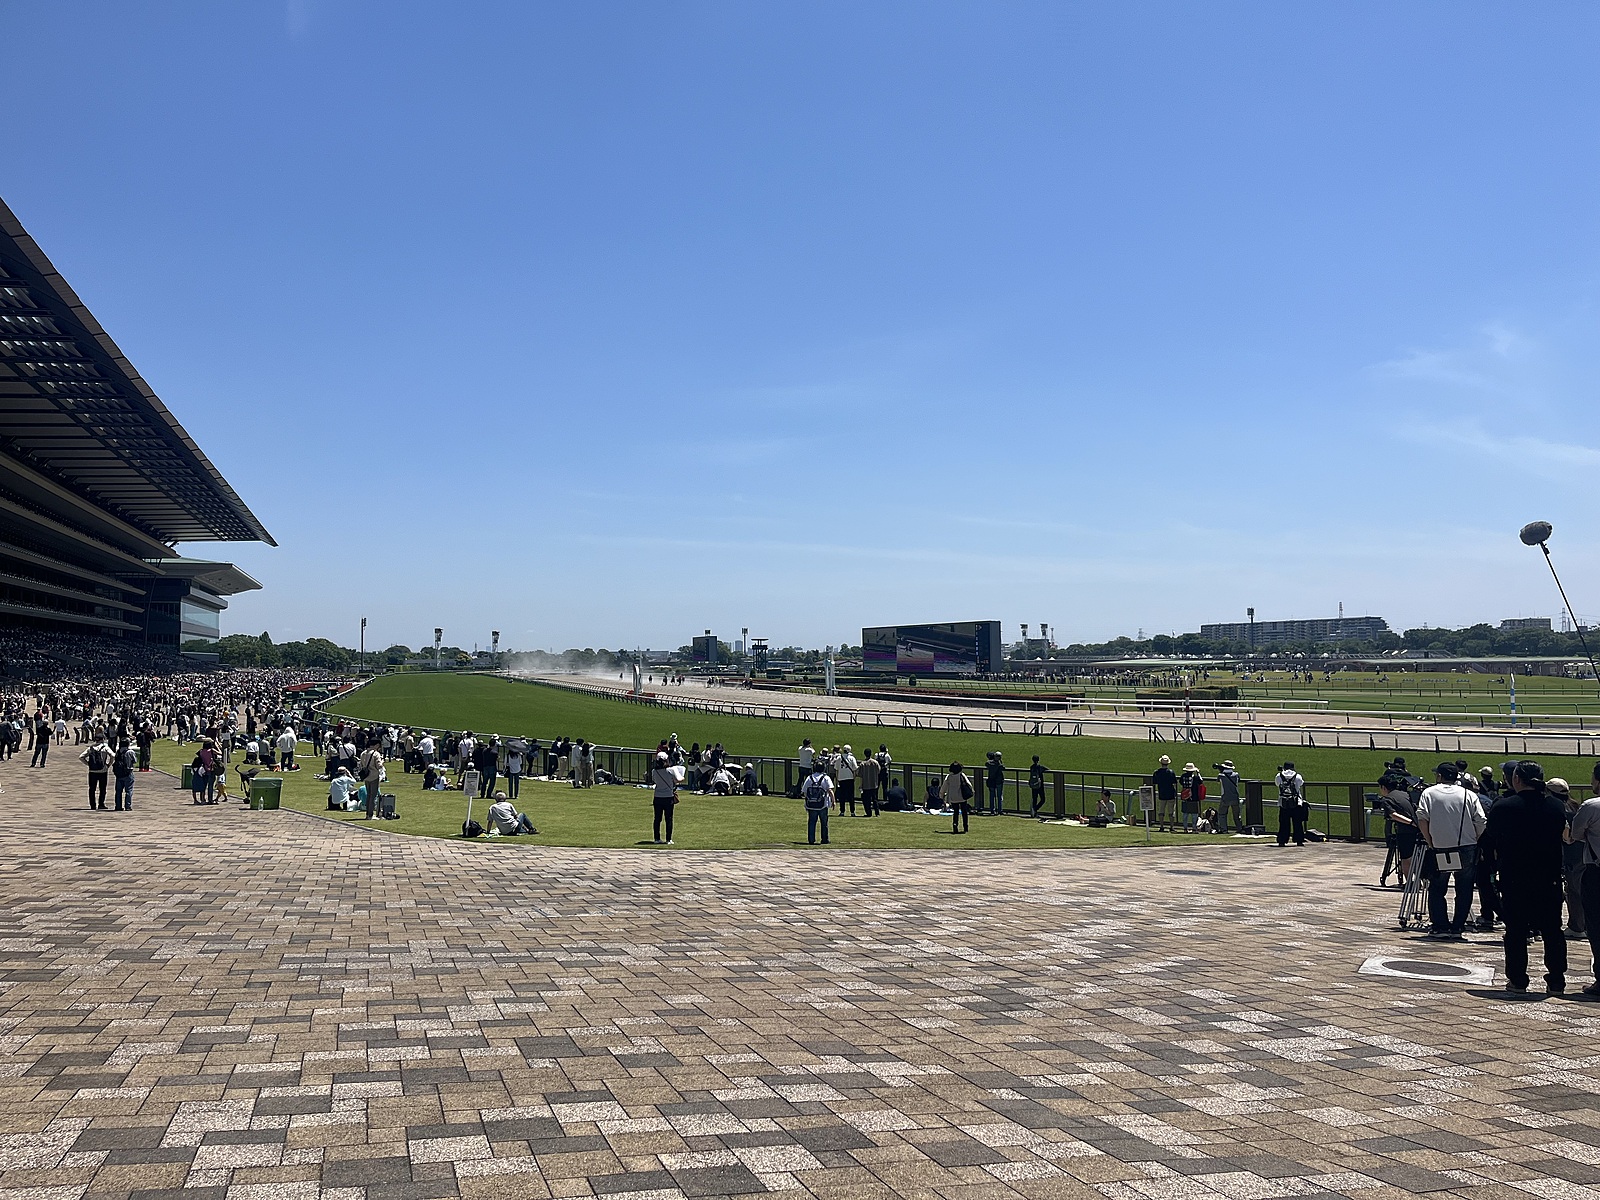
top-left (333, 672), bottom-right (1600, 785)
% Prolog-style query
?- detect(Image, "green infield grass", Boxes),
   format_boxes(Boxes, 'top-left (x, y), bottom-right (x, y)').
top-left (147, 736), bottom-right (1224, 850)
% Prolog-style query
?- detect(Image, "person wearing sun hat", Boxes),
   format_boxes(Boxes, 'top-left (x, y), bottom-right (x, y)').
top-left (1152, 754), bottom-right (1178, 833)
top-left (1179, 762), bottom-right (1205, 833)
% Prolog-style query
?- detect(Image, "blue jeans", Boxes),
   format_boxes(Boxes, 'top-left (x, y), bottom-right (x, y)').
top-left (988, 783), bottom-right (1003, 813)
top-left (807, 810), bottom-right (830, 844)
top-left (114, 774), bottom-right (134, 810)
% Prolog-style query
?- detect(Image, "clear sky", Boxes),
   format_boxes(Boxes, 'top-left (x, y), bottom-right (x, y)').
top-left (6, 2), bottom-right (1599, 652)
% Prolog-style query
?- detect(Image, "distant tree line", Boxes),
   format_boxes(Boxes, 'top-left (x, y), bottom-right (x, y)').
top-left (1028, 624), bottom-right (1594, 661)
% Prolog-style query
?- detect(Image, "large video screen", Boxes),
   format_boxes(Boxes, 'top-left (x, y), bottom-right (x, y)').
top-left (862, 621), bottom-right (1001, 675)
top-left (691, 635), bottom-right (718, 663)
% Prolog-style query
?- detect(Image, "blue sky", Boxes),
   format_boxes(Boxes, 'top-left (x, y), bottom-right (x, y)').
top-left (5, 2), bottom-right (1599, 651)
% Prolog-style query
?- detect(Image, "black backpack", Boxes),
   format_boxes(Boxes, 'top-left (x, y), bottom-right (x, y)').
top-left (87, 746), bottom-right (110, 772)
top-left (461, 819), bottom-right (484, 838)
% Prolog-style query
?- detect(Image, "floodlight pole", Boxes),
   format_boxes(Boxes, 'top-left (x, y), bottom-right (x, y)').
top-left (360, 617), bottom-right (367, 676)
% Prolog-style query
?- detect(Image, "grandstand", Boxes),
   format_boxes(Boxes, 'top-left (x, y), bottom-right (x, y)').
top-left (0, 196), bottom-right (271, 669)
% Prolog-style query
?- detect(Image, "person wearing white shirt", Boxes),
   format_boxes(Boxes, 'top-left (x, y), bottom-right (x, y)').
top-left (837, 745), bottom-right (858, 815)
top-left (276, 727), bottom-right (299, 772)
top-left (1417, 762), bottom-right (1488, 939)
top-left (418, 734), bottom-right (435, 766)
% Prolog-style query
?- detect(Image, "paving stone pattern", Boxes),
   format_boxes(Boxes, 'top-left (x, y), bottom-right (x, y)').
top-left (0, 752), bottom-right (1597, 1200)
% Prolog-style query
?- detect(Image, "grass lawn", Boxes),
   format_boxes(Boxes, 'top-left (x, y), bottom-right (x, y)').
top-left (147, 736), bottom-right (1225, 851)
top-left (330, 672), bottom-right (1600, 787)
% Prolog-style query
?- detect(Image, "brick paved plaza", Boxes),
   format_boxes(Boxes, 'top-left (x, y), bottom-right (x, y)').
top-left (0, 755), bottom-right (1597, 1200)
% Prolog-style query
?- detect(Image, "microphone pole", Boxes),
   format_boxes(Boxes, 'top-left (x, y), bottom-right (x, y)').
top-left (1522, 521), bottom-right (1600, 693)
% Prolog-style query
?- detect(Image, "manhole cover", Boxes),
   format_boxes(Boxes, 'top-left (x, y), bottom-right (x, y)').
top-left (1358, 954), bottom-right (1495, 985)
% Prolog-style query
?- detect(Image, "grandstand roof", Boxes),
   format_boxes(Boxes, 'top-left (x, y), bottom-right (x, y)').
top-left (0, 196), bottom-right (274, 547)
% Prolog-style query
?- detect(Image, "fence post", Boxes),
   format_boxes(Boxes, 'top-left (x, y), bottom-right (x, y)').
top-left (784, 759), bottom-right (793, 796)
top-left (1245, 780), bottom-right (1264, 830)
top-left (1348, 784), bottom-right (1365, 842)
top-left (1052, 771), bottom-right (1066, 818)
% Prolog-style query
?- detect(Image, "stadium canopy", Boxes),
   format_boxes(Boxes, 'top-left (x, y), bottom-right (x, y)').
top-left (0, 196), bottom-right (274, 547)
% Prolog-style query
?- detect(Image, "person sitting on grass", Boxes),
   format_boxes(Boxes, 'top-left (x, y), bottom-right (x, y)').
top-left (422, 765), bottom-right (446, 791)
top-left (328, 767), bottom-right (361, 811)
top-left (883, 778), bottom-right (908, 811)
top-left (1097, 789), bottom-right (1119, 822)
top-left (486, 792), bottom-right (538, 835)
top-left (923, 776), bottom-right (945, 812)
top-left (741, 764), bottom-right (760, 795)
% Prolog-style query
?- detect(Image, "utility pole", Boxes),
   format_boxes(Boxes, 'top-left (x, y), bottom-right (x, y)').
top-left (360, 617), bottom-right (367, 675)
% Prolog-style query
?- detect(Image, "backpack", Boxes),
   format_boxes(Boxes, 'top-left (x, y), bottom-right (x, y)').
top-left (803, 774), bottom-right (831, 812)
top-left (87, 747), bottom-right (109, 772)
top-left (115, 748), bottom-right (135, 774)
top-left (461, 819), bottom-right (484, 838)
top-left (1277, 777), bottom-right (1303, 808)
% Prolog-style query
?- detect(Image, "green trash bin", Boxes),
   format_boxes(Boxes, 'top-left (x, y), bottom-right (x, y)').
top-left (248, 776), bottom-right (282, 810)
top-left (180, 764), bottom-right (193, 790)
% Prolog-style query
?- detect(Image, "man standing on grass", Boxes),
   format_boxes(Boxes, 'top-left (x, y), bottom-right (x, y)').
top-left (276, 724), bottom-right (298, 772)
top-left (1029, 755), bottom-right (1047, 819)
top-left (1152, 755), bottom-right (1178, 833)
top-left (837, 745), bottom-right (857, 815)
top-left (359, 739), bottom-right (385, 820)
top-left (858, 751), bottom-right (881, 818)
top-left (802, 758), bottom-right (835, 845)
top-left (1482, 760), bottom-right (1566, 996)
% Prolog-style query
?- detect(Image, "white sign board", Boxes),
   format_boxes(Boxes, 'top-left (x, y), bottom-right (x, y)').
top-left (462, 769), bottom-right (481, 800)
top-left (1138, 786), bottom-right (1155, 812)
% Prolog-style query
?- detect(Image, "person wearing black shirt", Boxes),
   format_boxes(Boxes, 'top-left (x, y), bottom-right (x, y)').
top-left (1151, 755), bottom-right (1178, 833)
top-left (1479, 761), bottom-right (1567, 994)
top-left (1374, 767), bottom-right (1418, 887)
